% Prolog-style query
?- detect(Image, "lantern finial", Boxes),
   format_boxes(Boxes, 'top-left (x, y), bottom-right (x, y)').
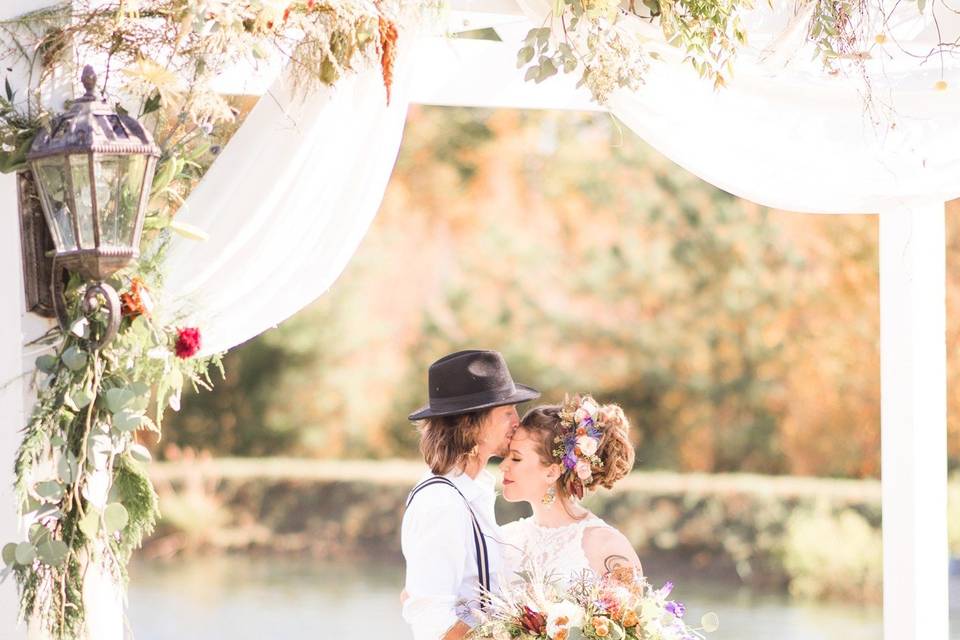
top-left (80, 65), bottom-right (97, 97)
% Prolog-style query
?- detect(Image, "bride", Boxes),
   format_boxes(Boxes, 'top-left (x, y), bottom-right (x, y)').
top-left (498, 395), bottom-right (643, 584)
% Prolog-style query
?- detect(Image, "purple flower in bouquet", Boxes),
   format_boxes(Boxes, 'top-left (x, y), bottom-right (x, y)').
top-left (563, 452), bottom-right (578, 470)
top-left (659, 581), bottom-right (674, 597)
top-left (666, 601), bottom-right (686, 617)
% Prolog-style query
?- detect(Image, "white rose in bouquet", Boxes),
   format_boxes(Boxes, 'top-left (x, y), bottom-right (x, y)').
top-left (546, 600), bottom-right (584, 638)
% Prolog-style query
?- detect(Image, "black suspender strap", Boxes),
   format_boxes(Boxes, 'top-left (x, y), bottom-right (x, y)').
top-left (406, 476), bottom-right (491, 608)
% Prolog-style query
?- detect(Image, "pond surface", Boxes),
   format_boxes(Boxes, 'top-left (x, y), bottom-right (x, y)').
top-left (128, 555), bottom-right (960, 639)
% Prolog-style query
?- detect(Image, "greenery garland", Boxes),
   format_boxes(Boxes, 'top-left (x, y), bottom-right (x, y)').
top-left (4, 245), bottom-right (222, 638)
top-left (516, 0), bottom-right (951, 104)
top-left (0, 1), bottom-right (408, 637)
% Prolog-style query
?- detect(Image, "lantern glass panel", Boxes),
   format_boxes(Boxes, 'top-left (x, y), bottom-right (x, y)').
top-left (95, 154), bottom-right (146, 247)
top-left (68, 155), bottom-right (95, 249)
top-left (33, 157), bottom-right (77, 251)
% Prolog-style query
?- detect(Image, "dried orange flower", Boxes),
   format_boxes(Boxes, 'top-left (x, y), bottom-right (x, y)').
top-left (378, 16), bottom-right (398, 104)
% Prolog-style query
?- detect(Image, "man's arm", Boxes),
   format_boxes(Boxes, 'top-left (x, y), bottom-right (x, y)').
top-left (402, 491), bottom-right (471, 640)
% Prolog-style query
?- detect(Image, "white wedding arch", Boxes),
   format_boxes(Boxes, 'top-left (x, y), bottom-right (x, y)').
top-left (2, 0), bottom-right (959, 638)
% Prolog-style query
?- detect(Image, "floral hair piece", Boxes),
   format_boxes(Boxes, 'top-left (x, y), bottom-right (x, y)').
top-left (552, 394), bottom-right (604, 499)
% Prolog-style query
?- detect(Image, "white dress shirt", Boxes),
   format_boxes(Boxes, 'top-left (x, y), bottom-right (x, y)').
top-left (401, 468), bottom-right (503, 640)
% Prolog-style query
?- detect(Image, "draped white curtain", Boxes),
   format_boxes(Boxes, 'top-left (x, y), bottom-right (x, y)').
top-left (161, 54), bottom-right (411, 354)
top-left (516, 0), bottom-right (960, 213)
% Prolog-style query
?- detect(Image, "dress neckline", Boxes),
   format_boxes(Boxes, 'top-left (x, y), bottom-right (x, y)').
top-left (525, 514), bottom-right (601, 531)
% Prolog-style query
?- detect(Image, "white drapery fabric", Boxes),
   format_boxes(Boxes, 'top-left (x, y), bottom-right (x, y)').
top-left (161, 55), bottom-right (411, 354)
top-left (516, 0), bottom-right (960, 213)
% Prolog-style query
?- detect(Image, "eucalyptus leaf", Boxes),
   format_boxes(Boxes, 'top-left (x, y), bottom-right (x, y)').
top-left (33, 504), bottom-right (63, 521)
top-left (536, 59), bottom-right (558, 83)
top-left (131, 393), bottom-right (151, 412)
top-left (61, 346), bottom-right (87, 372)
top-left (29, 523), bottom-right (49, 546)
top-left (57, 453), bottom-right (75, 484)
top-left (78, 510), bottom-right (100, 539)
top-left (35, 481), bottom-right (64, 501)
top-left (35, 355), bottom-right (58, 373)
top-left (517, 46), bottom-right (535, 68)
top-left (37, 539), bottom-right (68, 566)
top-left (2, 543), bottom-right (16, 566)
top-left (103, 503), bottom-right (128, 535)
top-left (525, 65), bottom-right (540, 82)
top-left (130, 381), bottom-right (150, 396)
top-left (128, 443), bottom-right (152, 463)
top-left (4, 78), bottom-right (12, 102)
top-left (105, 388), bottom-right (135, 413)
top-left (71, 389), bottom-right (94, 410)
top-left (113, 409), bottom-right (144, 432)
top-left (14, 542), bottom-right (35, 565)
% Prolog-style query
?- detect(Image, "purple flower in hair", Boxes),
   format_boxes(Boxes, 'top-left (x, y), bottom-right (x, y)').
top-left (660, 581), bottom-right (674, 597)
top-left (665, 601), bottom-right (685, 617)
top-left (587, 426), bottom-right (602, 439)
top-left (582, 415), bottom-right (594, 427)
top-left (563, 453), bottom-right (578, 470)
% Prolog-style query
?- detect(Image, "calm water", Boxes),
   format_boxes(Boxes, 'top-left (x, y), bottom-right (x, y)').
top-left (128, 555), bottom-right (960, 640)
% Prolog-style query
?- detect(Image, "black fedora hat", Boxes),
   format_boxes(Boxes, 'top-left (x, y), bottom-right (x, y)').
top-left (408, 350), bottom-right (540, 421)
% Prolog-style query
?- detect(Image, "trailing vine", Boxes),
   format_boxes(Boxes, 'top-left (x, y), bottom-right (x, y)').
top-left (0, 1), bottom-right (413, 637)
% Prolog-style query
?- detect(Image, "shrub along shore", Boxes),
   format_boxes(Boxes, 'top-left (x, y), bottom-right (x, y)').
top-left (145, 458), bottom-right (960, 603)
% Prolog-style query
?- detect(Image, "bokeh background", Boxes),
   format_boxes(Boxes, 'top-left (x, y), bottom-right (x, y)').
top-left (130, 106), bottom-right (960, 639)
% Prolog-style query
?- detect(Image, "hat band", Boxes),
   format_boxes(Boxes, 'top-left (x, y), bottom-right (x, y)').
top-left (428, 384), bottom-right (518, 414)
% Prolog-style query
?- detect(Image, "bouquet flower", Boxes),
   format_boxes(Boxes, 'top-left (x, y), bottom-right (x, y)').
top-left (469, 565), bottom-right (719, 640)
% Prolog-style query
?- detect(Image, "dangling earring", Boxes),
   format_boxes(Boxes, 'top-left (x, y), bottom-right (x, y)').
top-left (541, 485), bottom-right (556, 508)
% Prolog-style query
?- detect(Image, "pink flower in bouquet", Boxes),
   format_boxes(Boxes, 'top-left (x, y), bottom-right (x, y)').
top-left (174, 327), bottom-right (201, 359)
top-left (575, 460), bottom-right (593, 481)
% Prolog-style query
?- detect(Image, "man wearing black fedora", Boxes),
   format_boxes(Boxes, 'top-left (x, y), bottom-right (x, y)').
top-left (401, 350), bottom-right (539, 640)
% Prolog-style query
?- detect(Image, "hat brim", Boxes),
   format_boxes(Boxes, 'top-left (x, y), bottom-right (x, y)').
top-left (408, 384), bottom-right (541, 421)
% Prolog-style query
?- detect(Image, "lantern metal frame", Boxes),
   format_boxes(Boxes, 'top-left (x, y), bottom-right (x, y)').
top-left (25, 65), bottom-right (160, 347)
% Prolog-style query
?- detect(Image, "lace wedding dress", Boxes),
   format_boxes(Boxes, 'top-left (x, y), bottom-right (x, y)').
top-left (499, 515), bottom-right (614, 586)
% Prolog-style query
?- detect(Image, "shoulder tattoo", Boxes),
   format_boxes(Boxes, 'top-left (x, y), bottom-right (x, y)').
top-left (603, 554), bottom-right (631, 575)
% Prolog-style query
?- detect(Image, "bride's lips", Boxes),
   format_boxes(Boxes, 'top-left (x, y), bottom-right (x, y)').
top-left (503, 478), bottom-right (514, 485)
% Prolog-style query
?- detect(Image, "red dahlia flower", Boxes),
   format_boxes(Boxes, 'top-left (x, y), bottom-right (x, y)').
top-left (174, 327), bottom-right (201, 359)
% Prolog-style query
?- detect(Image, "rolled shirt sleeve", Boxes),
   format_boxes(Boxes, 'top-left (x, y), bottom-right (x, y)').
top-left (401, 487), bottom-right (470, 640)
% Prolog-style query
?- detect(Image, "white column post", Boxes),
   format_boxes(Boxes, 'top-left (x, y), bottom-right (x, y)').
top-left (1, 174), bottom-right (29, 640)
top-left (879, 199), bottom-right (949, 640)
top-left (2, 2), bottom-right (76, 636)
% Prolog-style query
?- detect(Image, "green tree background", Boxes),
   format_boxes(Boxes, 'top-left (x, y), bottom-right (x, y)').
top-left (158, 106), bottom-right (960, 479)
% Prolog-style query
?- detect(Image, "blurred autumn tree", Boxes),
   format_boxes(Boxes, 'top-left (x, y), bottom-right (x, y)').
top-left (161, 106), bottom-right (960, 478)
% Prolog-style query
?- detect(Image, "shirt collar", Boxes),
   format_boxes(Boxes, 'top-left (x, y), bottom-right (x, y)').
top-left (443, 468), bottom-right (495, 504)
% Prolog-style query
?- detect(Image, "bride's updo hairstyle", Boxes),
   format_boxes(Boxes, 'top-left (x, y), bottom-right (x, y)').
top-left (521, 395), bottom-right (634, 502)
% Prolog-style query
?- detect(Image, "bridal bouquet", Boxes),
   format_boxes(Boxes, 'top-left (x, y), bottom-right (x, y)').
top-left (469, 565), bottom-right (719, 640)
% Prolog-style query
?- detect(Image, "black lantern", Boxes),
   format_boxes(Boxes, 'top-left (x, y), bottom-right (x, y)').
top-left (26, 65), bottom-right (160, 346)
